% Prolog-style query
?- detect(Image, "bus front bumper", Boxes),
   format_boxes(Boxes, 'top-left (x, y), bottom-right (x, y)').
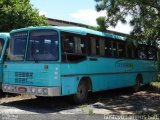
top-left (2, 84), bottom-right (61, 97)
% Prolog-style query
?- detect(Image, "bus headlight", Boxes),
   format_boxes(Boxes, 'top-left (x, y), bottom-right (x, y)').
top-left (7, 86), bottom-right (11, 91)
top-left (43, 88), bottom-right (48, 95)
top-left (37, 88), bottom-right (43, 94)
top-left (10, 86), bottom-right (15, 91)
top-left (31, 87), bottom-right (36, 94)
top-left (3, 85), bottom-right (7, 91)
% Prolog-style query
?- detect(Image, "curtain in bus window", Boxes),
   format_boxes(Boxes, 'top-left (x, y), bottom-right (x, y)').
top-left (74, 37), bottom-right (82, 54)
top-left (90, 37), bottom-right (96, 56)
top-left (99, 39), bottom-right (105, 56)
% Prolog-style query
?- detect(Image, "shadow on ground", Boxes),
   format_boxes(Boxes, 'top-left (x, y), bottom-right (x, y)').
top-left (0, 86), bottom-right (160, 114)
top-left (0, 91), bottom-right (18, 98)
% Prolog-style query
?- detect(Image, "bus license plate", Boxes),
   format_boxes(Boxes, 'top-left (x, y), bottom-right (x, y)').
top-left (18, 87), bottom-right (27, 93)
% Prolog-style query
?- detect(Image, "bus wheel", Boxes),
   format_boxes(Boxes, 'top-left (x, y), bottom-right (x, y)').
top-left (73, 80), bottom-right (88, 104)
top-left (134, 75), bottom-right (142, 92)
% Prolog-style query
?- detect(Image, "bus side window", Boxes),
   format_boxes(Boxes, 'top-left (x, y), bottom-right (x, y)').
top-left (90, 37), bottom-right (97, 56)
top-left (74, 36), bottom-right (82, 54)
top-left (105, 40), bottom-right (112, 57)
top-left (96, 39), bottom-right (100, 55)
top-left (80, 39), bottom-right (86, 54)
top-left (62, 35), bottom-right (75, 53)
top-left (138, 45), bottom-right (147, 60)
top-left (61, 33), bottom-right (86, 62)
top-left (148, 46), bottom-right (157, 60)
top-left (112, 41), bottom-right (117, 57)
top-left (90, 36), bottom-right (104, 56)
top-left (117, 42), bottom-right (125, 58)
top-left (127, 44), bottom-right (134, 59)
top-left (99, 39), bottom-right (105, 56)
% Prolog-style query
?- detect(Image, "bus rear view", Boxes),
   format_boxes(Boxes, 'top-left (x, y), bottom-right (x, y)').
top-left (3, 28), bottom-right (61, 96)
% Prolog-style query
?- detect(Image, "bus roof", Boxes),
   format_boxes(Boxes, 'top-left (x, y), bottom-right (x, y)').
top-left (10, 26), bottom-right (125, 41)
top-left (0, 33), bottom-right (10, 40)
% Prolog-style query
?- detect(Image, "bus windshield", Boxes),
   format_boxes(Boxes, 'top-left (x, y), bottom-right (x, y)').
top-left (9, 30), bottom-right (59, 61)
top-left (9, 32), bottom-right (28, 61)
top-left (26, 30), bottom-right (59, 61)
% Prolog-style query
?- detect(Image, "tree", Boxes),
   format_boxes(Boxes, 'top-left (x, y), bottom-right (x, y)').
top-left (89, 16), bottom-right (106, 31)
top-left (0, 0), bottom-right (48, 32)
top-left (95, 0), bottom-right (160, 45)
top-left (96, 16), bottom-right (106, 31)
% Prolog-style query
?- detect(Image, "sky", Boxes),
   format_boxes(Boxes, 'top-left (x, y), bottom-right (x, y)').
top-left (30, 0), bottom-right (132, 34)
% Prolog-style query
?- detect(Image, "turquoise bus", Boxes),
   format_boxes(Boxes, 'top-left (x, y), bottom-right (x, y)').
top-left (2, 26), bottom-right (157, 103)
top-left (0, 33), bottom-right (9, 90)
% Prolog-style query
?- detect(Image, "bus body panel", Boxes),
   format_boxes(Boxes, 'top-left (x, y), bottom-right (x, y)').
top-left (3, 63), bottom-right (62, 96)
top-left (60, 57), bottom-right (157, 95)
top-left (0, 33), bottom-right (9, 89)
top-left (4, 63), bottom-right (61, 87)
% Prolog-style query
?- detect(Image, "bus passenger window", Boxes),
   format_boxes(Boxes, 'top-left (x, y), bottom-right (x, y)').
top-left (112, 42), bottom-right (117, 57)
top-left (105, 41), bottom-right (112, 57)
top-left (62, 36), bottom-right (75, 53)
top-left (61, 33), bottom-right (87, 62)
top-left (80, 39), bottom-right (86, 54)
top-left (62, 34), bottom-right (86, 55)
top-left (90, 37), bottom-right (96, 56)
top-left (96, 39), bottom-right (100, 55)
top-left (127, 45), bottom-right (134, 59)
top-left (74, 37), bottom-right (82, 54)
top-left (138, 45), bottom-right (147, 60)
top-left (90, 37), bottom-right (102, 56)
top-left (74, 37), bottom-right (86, 54)
top-left (148, 46), bottom-right (157, 60)
top-left (99, 39), bottom-right (105, 56)
top-left (117, 42), bottom-right (125, 58)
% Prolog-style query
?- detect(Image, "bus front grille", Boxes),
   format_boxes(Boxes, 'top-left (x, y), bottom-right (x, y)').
top-left (15, 72), bottom-right (33, 84)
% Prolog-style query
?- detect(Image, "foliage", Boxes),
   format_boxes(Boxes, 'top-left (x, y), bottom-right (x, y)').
top-left (0, 0), bottom-right (48, 32)
top-left (89, 16), bottom-right (106, 32)
top-left (96, 16), bottom-right (106, 31)
top-left (95, 0), bottom-right (160, 44)
top-left (150, 82), bottom-right (160, 90)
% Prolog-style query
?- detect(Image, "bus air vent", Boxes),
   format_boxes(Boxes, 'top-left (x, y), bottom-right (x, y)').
top-left (15, 72), bottom-right (33, 84)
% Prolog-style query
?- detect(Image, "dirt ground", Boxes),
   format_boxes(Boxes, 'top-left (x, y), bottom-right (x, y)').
top-left (0, 86), bottom-right (160, 115)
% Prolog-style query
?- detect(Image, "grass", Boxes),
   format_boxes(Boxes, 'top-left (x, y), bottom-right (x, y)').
top-left (149, 74), bottom-right (160, 91)
top-left (150, 82), bottom-right (160, 89)
top-left (79, 105), bottom-right (94, 115)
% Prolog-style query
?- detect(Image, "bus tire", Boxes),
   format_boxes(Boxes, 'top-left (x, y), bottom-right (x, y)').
top-left (73, 80), bottom-right (88, 104)
top-left (134, 75), bottom-right (143, 92)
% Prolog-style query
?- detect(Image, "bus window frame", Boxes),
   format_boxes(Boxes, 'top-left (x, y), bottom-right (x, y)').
top-left (26, 30), bottom-right (60, 62)
top-left (61, 32), bottom-right (158, 62)
top-left (0, 38), bottom-right (5, 59)
top-left (87, 34), bottom-right (126, 59)
top-left (61, 32), bottom-right (87, 63)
